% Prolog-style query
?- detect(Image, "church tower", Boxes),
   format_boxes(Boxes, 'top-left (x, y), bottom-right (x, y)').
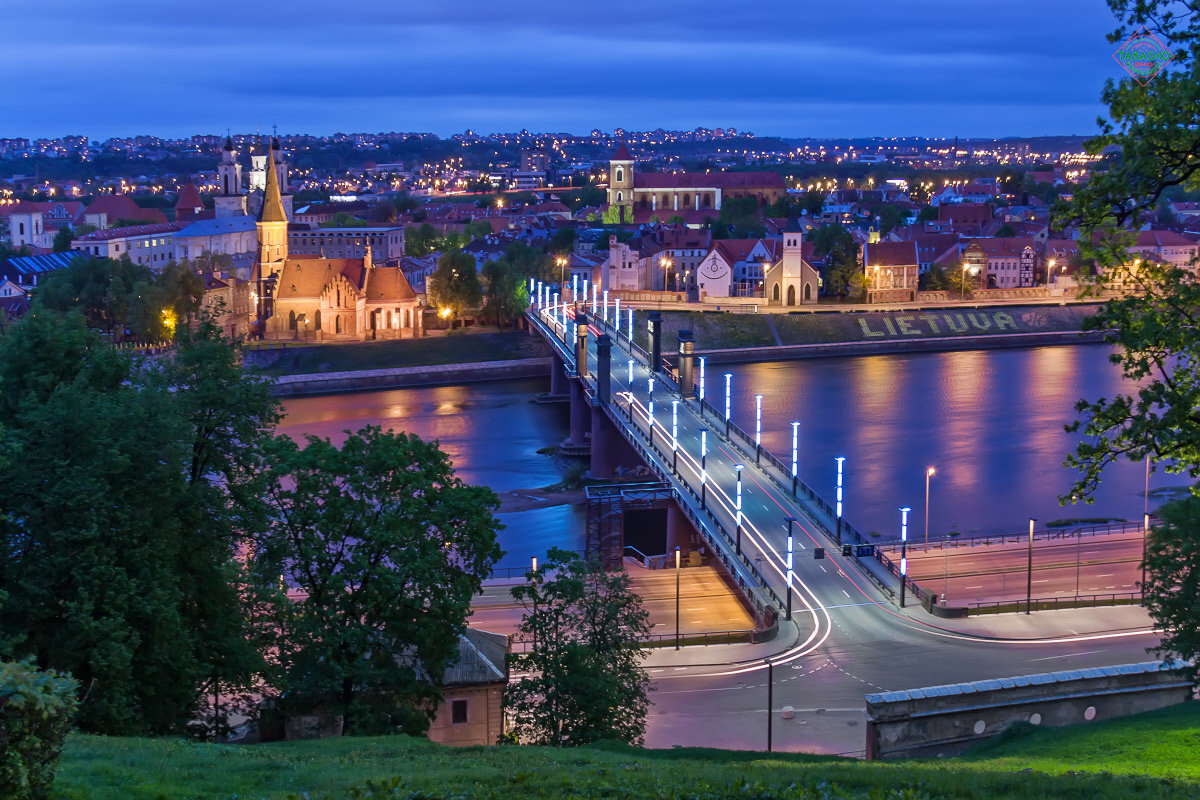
top-left (607, 141), bottom-right (634, 211)
top-left (214, 136), bottom-right (246, 218)
top-left (256, 137), bottom-right (289, 280)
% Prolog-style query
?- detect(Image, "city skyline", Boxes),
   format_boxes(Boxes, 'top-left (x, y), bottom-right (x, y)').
top-left (7, 0), bottom-right (1118, 140)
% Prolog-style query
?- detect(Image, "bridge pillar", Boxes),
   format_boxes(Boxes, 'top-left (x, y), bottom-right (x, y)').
top-left (575, 310), bottom-right (589, 379)
top-left (648, 310), bottom-right (663, 373)
top-left (595, 333), bottom-right (611, 404)
top-left (666, 502), bottom-right (695, 554)
top-left (677, 330), bottom-right (695, 399)
top-left (550, 354), bottom-right (567, 396)
top-left (565, 378), bottom-right (590, 451)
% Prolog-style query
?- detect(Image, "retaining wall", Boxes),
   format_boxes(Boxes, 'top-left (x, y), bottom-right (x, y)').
top-left (267, 357), bottom-right (552, 397)
top-left (865, 660), bottom-right (1193, 760)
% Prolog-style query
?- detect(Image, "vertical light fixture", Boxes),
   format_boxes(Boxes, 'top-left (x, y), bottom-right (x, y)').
top-left (899, 506), bottom-right (911, 608)
top-left (603, 290), bottom-right (609, 323)
top-left (790, 422), bottom-right (800, 496)
top-left (754, 394), bottom-right (763, 464)
top-left (724, 373), bottom-right (732, 437)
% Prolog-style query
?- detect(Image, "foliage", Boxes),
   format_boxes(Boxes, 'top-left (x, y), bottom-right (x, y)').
top-left (996, 223), bottom-right (1016, 237)
top-left (600, 204), bottom-right (624, 225)
top-left (0, 660), bottom-right (77, 800)
top-left (259, 426), bottom-right (502, 734)
top-left (811, 225), bottom-right (860, 298)
top-left (464, 219), bottom-right (495, 241)
top-left (319, 212), bottom-right (370, 229)
top-left (717, 196), bottom-right (764, 237)
top-left (54, 700), bottom-right (1200, 799)
top-left (547, 226), bottom-right (576, 254)
top-left (404, 223), bottom-right (442, 257)
top-left (506, 549), bottom-right (651, 747)
top-left (0, 311), bottom-right (276, 735)
top-left (51, 227), bottom-right (74, 253)
top-left (1138, 494), bottom-right (1200, 685)
top-left (428, 249), bottom-right (482, 323)
top-left (916, 205), bottom-right (938, 222)
top-left (34, 254), bottom-right (202, 342)
top-left (481, 258), bottom-right (529, 325)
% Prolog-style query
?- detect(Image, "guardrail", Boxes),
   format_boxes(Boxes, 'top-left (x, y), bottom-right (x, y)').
top-left (509, 626), bottom-right (756, 653)
top-left (968, 591), bottom-right (1142, 615)
top-left (877, 519), bottom-right (1151, 552)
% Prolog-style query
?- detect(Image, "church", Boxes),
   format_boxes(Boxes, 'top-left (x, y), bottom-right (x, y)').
top-left (605, 143), bottom-right (786, 224)
top-left (241, 138), bottom-right (423, 341)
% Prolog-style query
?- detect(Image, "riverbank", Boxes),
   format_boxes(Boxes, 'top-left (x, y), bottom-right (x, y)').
top-left (269, 356), bottom-right (551, 396)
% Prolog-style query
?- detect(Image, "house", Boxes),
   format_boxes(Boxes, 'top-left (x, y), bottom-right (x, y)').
top-left (863, 241), bottom-right (918, 303)
top-left (82, 195), bottom-right (168, 230)
top-left (606, 143), bottom-right (785, 217)
top-left (72, 222), bottom-right (183, 268)
top-left (937, 203), bottom-right (993, 236)
top-left (173, 216), bottom-right (259, 276)
top-left (975, 237), bottom-right (1041, 288)
top-left (694, 239), bottom-right (776, 299)
top-left (427, 629), bottom-right (508, 747)
top-left (764, 226), bottom-right (820, 306)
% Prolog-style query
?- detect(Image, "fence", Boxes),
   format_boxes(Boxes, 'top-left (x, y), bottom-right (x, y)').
top-left (968, 591), bottom-right (1143, 615)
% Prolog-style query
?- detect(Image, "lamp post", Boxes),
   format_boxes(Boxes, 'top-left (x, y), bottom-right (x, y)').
top-left (671, 400), bottom-right (679, 473)
top-left (766, 657), bottom-right (774, 753)
top-left (784, 516), bottom-right (796, 620)
top-left (591, 282), bottom-right (597, 316)
top-left (660, 256), bottom-right (673, 292)
top-left (1142, 511), bottom-right (1150, 597)
top-left (614, 297), bottom-right (621, 332)
top-left (675, 546), bottom-right (682, 650)
top-left (627, 359), bottom-right (634, 385)
top-left (735, 464), bottom-right (745, 555)
top-left (627, 308), bottom-right (634, 342)
top-left (698, 357), bottom-right (706, 413)
top-left (1046, 258), bottom-right (1056, 287)
top-left (647, 377), bottom-right (655, 449)
top-left (835, 456), bottom-right (846, 542)
top-left (899, 506), bottom-right (911, 608)
top-left (790, 422), bottom-right (800, 496)
top-left (754, 394), bottom-right (763, 464)
top-left (570, 270), bottom-right (577, 304)
top-left (700, 429), bottom-right (708, 509)
top-left (924, 466), bottom-right (936, 545)
top-left (960, 262), bottom-right (968, 300)
top-left (537, 281), bottom-right (544, 311)
top-left (1026, 517), bottom-right (1036, 615)
top-left (602, 290), bottom-right (609, 324)
top-left (724, 373), bottom-right (733, 437)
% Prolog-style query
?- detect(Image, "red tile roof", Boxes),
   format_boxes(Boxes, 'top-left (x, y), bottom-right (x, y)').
top-left (636, 171), bottom-right (785, 190)
top-left (611, 142), bottom-right (632, 161)
top-left (863, 241), bottom-right (918, 267)
top-left (84, 195), bottom-right (167, 225)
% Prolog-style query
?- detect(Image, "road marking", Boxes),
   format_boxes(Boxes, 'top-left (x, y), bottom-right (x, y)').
top-left (842, 590), bottom-right (851, 598)
top-left (1029, 649), bottom-right (1105, 662)
top-left (1097, 573), bottom-right (1114, 577)
top-left (819, 565), bottom-right (827, 572)
top-left (1032, 579), bottom-right (1049, 583)
top-left (964, 585), bottom-right (983, 589)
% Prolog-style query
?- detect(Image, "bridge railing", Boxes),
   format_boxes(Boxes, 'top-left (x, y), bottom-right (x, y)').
top-left (875, 519), bottom-right (1152, 553)
top-left (967, 591), bottom-right (1143, 615)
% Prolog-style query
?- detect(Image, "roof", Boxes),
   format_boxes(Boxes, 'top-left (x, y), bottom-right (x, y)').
top-left (176, 216), bottom-right (257, 237)
top-left (365, 266), bottom-right (418, 302)
top-left (444, 629), bottom-right (507, 686)
top-left (259, 150), bottom-right (288, 223)
top-left (611, 142), bottom-right (633, 161)
top-left (2, 250), bottom-right (83, 275)
top-left (976, 237), bottom-right (1039, 257)
top-left (275, 257), bottom-right (365, 299)
top-left (636, 171), bottom-right (785, 190)
top-left (84, 195), bottom-right (167, 225)
top-left (863, 241), bottom-right (918, 267)
top-left (175, 183), bottom-right (204, 210)
top-left (74, 222), bottom-right (183, 242)
top-left (1134, 230), bottom-right (1196, 247)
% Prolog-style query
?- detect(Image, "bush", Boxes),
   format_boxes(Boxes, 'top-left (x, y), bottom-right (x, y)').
top-left (0, 660), bottom-right (78, 800)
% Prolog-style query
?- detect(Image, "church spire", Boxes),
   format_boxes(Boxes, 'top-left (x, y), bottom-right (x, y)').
top-left (258, 137), bottom-right (287, 223)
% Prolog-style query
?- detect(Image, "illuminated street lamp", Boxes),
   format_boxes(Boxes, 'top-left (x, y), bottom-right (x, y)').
top-left (627, 308), bottom-right (634, 342)
top-left (660, 256), bottom-right (673, 291)
top-left (614, 297), bottom-right (621, 331)
top-left (1026, 517), bottom-right (1036, 615)
top-left (754, 394), bottom-right (763, 464)
top-left (570, 272), bottom-right (578, 303)
top-left (647, 377), bottom-right (655, 449)
top-left (784, 516), bottom-right (797, 620)
top-left (735, 464), bottom-right (745, 555)
top-left (924, 467), bottom-right (936, 545)
top-left (674, 546), bottom-right (682, 650)
top-left (724, 373), bottom-right (733, 437)
top-left (899, 506), bottom-right (911, 608)
top-left (1046, 258), bottom-right (1056, 287)
top-left (628, 359), bottom-right (635, 385)
top-left (835, 456), bottom-right (846, 542)
top-left (790, 422), bottom-right (800, 496)
top-left (591, 282), bottom-right (598, 316)
top-left (698, 357), bottom-right (706, 409)
top-left (671, 399), bottom-right (679, 473)
top-left (602, 290), bottom-right (609, 323)
top-left (700, 429), bottom-right (708, 509)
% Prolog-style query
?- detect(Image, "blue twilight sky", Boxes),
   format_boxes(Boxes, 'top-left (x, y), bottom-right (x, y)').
top-left (3, 0), bottom-right (1125, 140)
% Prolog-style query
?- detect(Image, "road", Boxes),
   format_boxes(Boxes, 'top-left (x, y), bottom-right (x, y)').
top-left (881, 533), bottom-right (1146, 607)
top-left (527, 303), bottom-right (1161, 753)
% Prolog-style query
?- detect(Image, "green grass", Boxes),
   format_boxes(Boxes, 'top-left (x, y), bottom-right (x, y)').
top-left (257, 329), bottom-right (551, 376)
top-left (52, 702), bottom-right (1200, 799)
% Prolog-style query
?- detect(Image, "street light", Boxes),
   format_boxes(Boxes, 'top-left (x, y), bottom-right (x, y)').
top-left (671, 399), bottom-right (679, 473)
top-left (724, 373), bottom-right (733, 437)
top-left (591, 282), bottom-right (597, 316)
top-left (1046, 258), bottom-right (1056, 287)
top-left (924, 466), bottom-right (936, 545)
top-left (628, 359), bottom-right (634, 385)
top-left (754, 394), bottom-right (763, 464)
top-left (899, 506), bottom-right (911, 608)
top-left (835, 456), bottom-right (846, 542)
top-left (568, 267), bottom-right (576, 301)
top-left (790, 422), bottom-right (800, 496)
top-left (1026, 517), bottom-right (1036, 615)
top-left (660, 256), bottom-right (673, 291)
top-left (698, 357), bottom-right (706, 411)
top-left (614, 297), bottom-right (621, 331)
top-left (784, 516), bottom-right (796, 620)
top-left (700, 429), bottom-right (708, 509)
top-left (647, 377), bottom-right (655, 448)
top-left (627, 308), bottom-right (634, 342)
top-left (675, 546), bottom-right (682, 650)
top-left (602, 290), bottom-right (609, 323)
top-left (735, 464), bottom-right (745, 555)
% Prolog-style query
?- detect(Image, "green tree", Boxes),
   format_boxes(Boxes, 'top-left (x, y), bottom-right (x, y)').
top-left (260, 427), bottom-right (502, 734)
top-left (1055, 1), bottom-right (1200, 681)
top-left (481, 258), bottom-right (528, 326)
top-left (319, 211), bottom-right (369, 229)
top-left (996, 222), bottom-right (1016, 237)
top-left (427, 250), bottom-right (482, 325)
top-left (601, 205), bottom-right (624, 225)
top-left (405, 223), bottom-right (442, 257)
top-left (51, 227), bottom-right (74, 253)
top-left (547, 226), bottom-right (576, 254)
top-left (506, 549), bottom-right (651, 746)
top-left (917, 205), bottom-right (938, 223)
top-left (0, 312), bottom-right (271, 734)
top-left (464, 219), bottom-right (495, 241)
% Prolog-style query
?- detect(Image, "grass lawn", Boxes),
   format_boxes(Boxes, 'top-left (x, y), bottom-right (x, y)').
top-left (53, 702), bottom-right (1200, 799)
top-left (256, 329), bottom-right (551, 376)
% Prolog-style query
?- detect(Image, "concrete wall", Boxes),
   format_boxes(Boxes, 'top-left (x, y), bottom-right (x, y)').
top-left (865, 661), bottom-right (1193, 760)
top-left (262, 357), bottom-right (552, 397)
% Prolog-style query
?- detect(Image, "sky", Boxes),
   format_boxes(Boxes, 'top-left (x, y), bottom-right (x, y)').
top-left (3, 0), bottom-right (1126, 140)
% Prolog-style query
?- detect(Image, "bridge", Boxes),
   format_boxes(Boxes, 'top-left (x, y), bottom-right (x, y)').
top-left (524, 290), bottom-right (926, 654)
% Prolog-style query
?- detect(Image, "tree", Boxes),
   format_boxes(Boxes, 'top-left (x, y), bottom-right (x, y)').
top-left (481, 258), bottom-right (528, 326)
top-left (427, 250), bottom-right (482, 325)
top-left (1055, 1), bottom-right (1200, 680)
top-left (319, 211), bottom-right (369, 229)
top-left (405, 223), bottom-right (442, 257)
top-left (0, 311), bottom-right (273, 734)
top-left (260, 426), bottom-right (502, 734)
top-left (506, 549), bottom-right (651, 746)
top-left (547, 226), bottom-right (576, 254)
top-left (996, 223), bottom-right (1016, 237)
top-left (51, 227), bottom-right (74, 253)
top-left (464, 219), bottom-right (495, 241)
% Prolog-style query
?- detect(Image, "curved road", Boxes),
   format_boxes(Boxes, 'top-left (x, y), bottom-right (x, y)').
top-left (532, 301), bottom-right (1160, 753)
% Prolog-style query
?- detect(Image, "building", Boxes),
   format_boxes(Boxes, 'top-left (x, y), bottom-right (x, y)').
top-left (606, 144), bottom-right (785, 217)
top-left (288, 227), bottom-right (406, 261)
top-left (173, 216), bottom-right (259, 276)
top-left (73, 222), bottom-right (183, 267)
top-left (863, 241), bottom-right (918, 303)
top-left (427, 629), bottom-right (508, 747)
top-left (974, 237), bottom-right (1040, 289)
top-left (764, 227), bottom-right (820, 306)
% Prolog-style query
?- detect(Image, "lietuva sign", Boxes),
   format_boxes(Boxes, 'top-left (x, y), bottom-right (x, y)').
top-left (855, 310), bottom-right (1024, 339)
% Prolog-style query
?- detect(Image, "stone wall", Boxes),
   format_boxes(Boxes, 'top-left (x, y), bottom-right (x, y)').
top-left (865, 660), bottom-right (1193, 760)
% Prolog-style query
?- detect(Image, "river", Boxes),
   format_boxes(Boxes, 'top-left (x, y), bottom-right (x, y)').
top-left (277, 344), bottom-right (1184, 562)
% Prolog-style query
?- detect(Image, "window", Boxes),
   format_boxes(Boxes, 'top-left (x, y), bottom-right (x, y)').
top-left (451, 698), bottom-right (468, 724)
